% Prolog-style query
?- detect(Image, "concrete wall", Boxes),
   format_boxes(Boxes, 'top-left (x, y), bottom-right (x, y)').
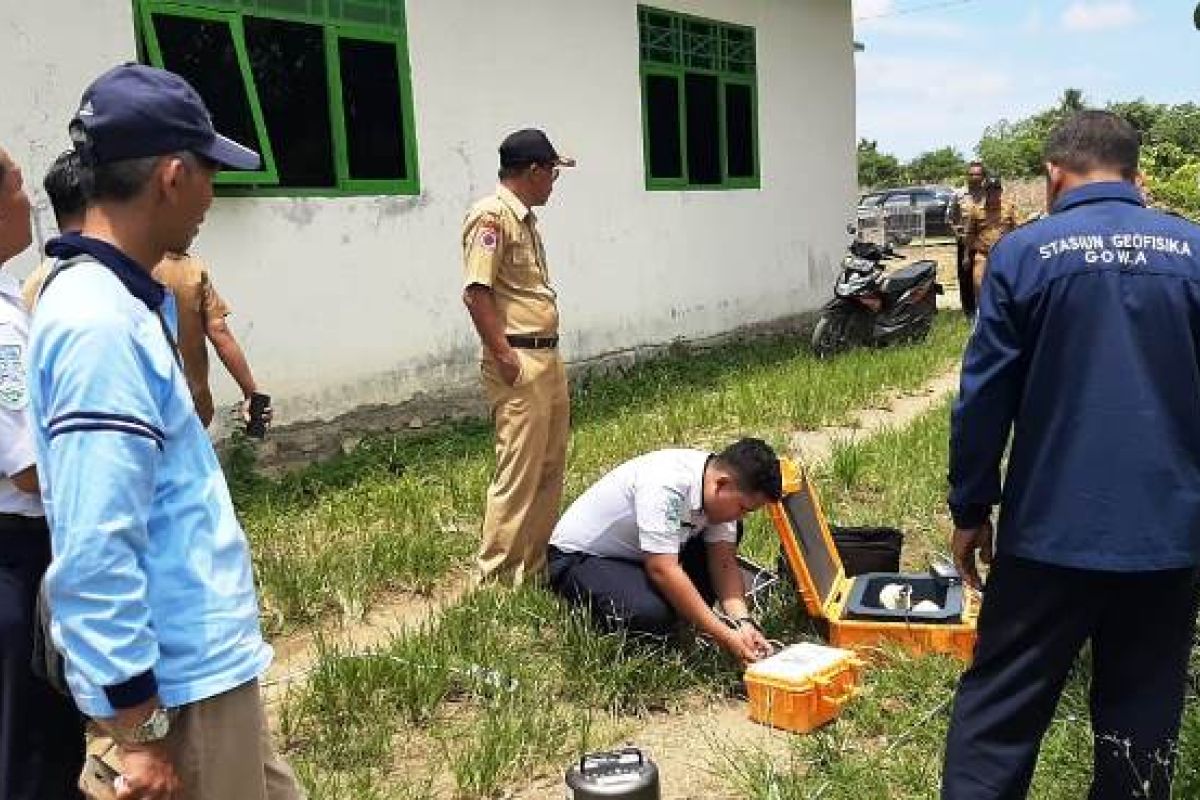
top-left (2, 0), bottom-right (856, 436)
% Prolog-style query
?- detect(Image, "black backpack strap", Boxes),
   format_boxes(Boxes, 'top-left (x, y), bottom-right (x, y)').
top-left (36, 254), bottom-right (90, 303)
top-left (37, 255), bottom-right (183, 370)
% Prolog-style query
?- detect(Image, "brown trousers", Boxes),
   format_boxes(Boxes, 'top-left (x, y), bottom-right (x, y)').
top-left (478, 349), bottom-right (570, 585)
top-left (972, 254), bottom-right (990, 304)
top-left (80, 680), bottom-right (303, 800)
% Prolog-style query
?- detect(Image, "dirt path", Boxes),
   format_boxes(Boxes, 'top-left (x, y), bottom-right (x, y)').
top-left (261, 577), bottom-right (471, 707)
top-left (789, 368), bottom-right (960, 464)
top-left (508, 700), bottom-right (791, 800)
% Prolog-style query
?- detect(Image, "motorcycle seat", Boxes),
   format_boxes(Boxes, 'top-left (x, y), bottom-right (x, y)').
top-left (884, 260), bottom-right (937, 294)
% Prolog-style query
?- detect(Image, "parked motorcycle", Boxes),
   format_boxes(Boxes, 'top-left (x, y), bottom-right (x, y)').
top-left (811, 234), bottom-right (942, 358)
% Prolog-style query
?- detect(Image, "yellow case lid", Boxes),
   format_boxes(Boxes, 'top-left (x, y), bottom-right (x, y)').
top-left (744, 642), bottom-right (857, 687)
top-left (767, 458), bottom-right (848, 619)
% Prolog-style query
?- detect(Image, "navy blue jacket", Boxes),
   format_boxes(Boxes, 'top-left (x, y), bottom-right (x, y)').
top-left (949, 181), bottom-right (1200, 571)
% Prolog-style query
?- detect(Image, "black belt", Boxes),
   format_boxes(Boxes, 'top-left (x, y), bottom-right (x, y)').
top-left (0, 513), bottom-right (48, 534)
top-left (506, 334), bottom-right (558, 350)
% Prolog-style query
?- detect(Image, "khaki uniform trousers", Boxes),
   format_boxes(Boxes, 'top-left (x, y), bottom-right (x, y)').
top-left (79, 680), bottom-right (304, 800)
top-left (478, 348), bottom-right (570, 585)
top-left (972, 255), bottom-right (990, 305)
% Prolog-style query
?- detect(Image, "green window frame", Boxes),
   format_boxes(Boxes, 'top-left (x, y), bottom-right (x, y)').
top-left (133, 0), bottom-right (420, 197)
top-left (638, 5), bottom-right (760, 191)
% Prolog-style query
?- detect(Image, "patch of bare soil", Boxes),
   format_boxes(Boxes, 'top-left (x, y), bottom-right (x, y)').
top-left (262, 577), bottom-right (471, 708)
top-left (789, 368), bottom-right (960, 466)
top-left (507, 700), bottom-right (792, 800)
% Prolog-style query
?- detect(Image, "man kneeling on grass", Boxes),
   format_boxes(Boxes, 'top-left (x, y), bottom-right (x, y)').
top-left (547, 438), bottom-right (782, 665)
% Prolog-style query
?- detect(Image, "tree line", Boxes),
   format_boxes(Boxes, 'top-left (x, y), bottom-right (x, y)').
top-left (858, 89), bottom-right (1200, 216)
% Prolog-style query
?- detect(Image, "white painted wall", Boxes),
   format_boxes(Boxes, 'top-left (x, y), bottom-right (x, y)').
top-left (3, 0), bottom-right (856, 429)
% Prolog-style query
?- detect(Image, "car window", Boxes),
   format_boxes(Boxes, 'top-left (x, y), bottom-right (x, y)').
top-left (859, 194), bottom-right (884, 206)
top-left (883, 194), bottom-right (912, 207)
top-left (911, 191), bottom-right (936, 204)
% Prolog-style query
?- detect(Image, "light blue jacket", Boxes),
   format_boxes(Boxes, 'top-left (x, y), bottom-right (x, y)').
top-left (29, 235), bottom-right (270, 718)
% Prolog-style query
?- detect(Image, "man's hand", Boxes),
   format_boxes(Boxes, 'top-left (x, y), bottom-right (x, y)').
top-left (234, 397), bottom-right (274, 426)
top-left (951, 519), bottom-right (994, 591)
top-left (734, 621), bottom-right (774, 662)
top-left (115, 742), bottom-right (181, 800)
top-left (720, 623), bottom-right (772, 666)
top-left (495, 349), bottom-right (521, 387)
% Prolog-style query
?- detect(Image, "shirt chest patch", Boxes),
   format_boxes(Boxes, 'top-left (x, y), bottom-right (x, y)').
top-left (0, 344), bottom-right (27, 411)
top-left (664, 495), bottom-right (687, 529)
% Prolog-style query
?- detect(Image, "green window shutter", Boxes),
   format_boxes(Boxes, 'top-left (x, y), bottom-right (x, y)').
top-left (133, 0), bottom-right (418, 196)
top-left (637, 5), bottom-right (760, 191)
top-left (140, 2), bottom-right (279, 185)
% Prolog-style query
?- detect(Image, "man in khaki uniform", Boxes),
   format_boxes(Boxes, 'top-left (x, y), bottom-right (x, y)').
top-left (462, 129), bottom-right (574, 585)
top-left (27, 251), bottom-right (265, 429)
top-left (152, 253), bottom-right (265, 428)
top-left (952, 162), bottom-right (987, 314)
top-left (965, 175), bottom-right (1019, 301)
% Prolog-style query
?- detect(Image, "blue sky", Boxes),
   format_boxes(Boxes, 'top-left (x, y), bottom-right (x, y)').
top-left (853, 0), bottom-right (1200, 160)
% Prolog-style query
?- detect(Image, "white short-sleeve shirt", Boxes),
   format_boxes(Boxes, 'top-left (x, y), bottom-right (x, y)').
top-left (0, 272), bottom-right (42, 517)
top-left (549, 449), bottom-right (737, 560)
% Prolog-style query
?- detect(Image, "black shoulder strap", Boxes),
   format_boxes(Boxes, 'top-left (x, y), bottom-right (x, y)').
top-left (36, 254), bottom-right (89, 302)
top-left (37, 255), bottom-right (183, 371)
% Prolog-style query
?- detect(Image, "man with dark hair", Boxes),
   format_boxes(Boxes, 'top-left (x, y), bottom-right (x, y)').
top-left (29, 64), bottom-right (301, 800)
top-left (0, 146), bottom-right (86, 800)
top-left (547, 438), bottom-right (781, 664)
top-left (964, 175), bottom-right (1018, 301)
top-left (943, 109), bottom-right (1200, 798)
top-left (462, 129), bottom-right (575, 585)
top-left (952, 161), bottom-right (987, 314)
top-left (43, 150), bottom-right (86, 229)
top-left (23, 150), bottom-right (86, 309)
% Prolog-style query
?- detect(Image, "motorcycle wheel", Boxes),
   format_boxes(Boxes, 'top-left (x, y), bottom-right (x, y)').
top-left (812, 313), bottom-right (854, 358)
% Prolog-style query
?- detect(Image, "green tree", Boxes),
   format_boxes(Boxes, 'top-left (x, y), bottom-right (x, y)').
top-left (905, 147), bottom-right (967, 184)
top-left (974, 88), bottom-right (1089, 179)
top-left (857, 138), bottom-right (904, 189)
top-left (976, 118), bottom-right (1046, 179)
top-left (1058, 88), bottom-right (1086, 115)
top-left (1148, 103), bottom-right (1200, 155)
top-left (1107, 98), bottom-right (1164, 139)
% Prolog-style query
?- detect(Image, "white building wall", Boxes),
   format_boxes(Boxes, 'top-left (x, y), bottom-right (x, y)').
top-left (2, 0), bottom-right (856, 429)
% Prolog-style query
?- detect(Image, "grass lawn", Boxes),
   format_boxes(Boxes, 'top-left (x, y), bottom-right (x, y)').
top-left (278, 392), bottom-right (1200, 799)
top-left (232, 315), bottom-right (971, 634)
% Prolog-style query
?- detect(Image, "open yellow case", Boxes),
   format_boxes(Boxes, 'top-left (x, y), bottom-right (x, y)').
top-left (767, 458), bottom-right (979, 661)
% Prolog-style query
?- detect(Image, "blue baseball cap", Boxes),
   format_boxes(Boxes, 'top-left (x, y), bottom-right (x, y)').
top-left (70, 63), bottom-right (260, 170)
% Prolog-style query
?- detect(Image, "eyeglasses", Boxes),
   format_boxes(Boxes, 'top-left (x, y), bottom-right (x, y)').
top-left (531, 163), bottom-right (560, 181)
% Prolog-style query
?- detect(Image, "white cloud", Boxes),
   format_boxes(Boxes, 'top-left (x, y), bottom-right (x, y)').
top-left (1061, 0), bottom-right (1139, 32)
top-left (857, 54), bottom-right (1013, 103)
top-left (856, 54), bottom-right (1020, 158)
top-left (853, 0), bottom-right (892, 20)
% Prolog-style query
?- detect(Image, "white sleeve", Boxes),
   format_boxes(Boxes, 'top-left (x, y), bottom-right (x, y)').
top-left (702, 521), bottom-right (738, 545)
top-left (634, 482), bottom-right (689, 555)
top-left (0, 324), bottom-right (35, 477)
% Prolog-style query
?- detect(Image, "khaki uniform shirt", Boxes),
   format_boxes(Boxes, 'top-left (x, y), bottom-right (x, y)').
top-left (462, 185), bottom-right (559, 338)
top-left (21, 259), bottom-right (53, 311)
top-left (953, 189), bottom-right (985, 237)
top-left (152, 254), bottom-right (230, 427)
top-left (24, 253), bottom-right (229, 426)
top-left (966, 200), bottom-right (1019, 256)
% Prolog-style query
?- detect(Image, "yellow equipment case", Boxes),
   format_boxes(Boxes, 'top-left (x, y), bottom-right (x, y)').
top-left (743, 642), bottom-right (863, 733)
top-left (767, 458), bottom-right (979, 661)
